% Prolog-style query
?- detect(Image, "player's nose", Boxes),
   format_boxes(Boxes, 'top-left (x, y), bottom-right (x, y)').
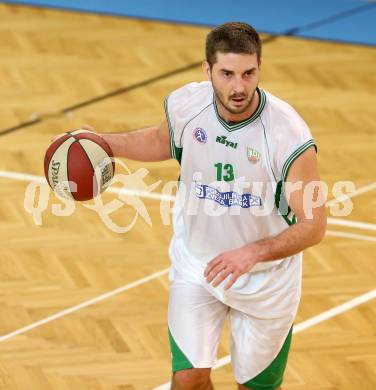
top-left (231, 76), bottom-right (246, 95)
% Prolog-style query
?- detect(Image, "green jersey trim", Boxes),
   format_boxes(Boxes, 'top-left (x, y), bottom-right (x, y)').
top-left (243, 327), bottom-right (293, 389)
top-left (164, 96), bottom-right (183, 164)
top-left (276, 139), bottom-right (317, 226)
top-left (168, 328), bottom-right (194, 372)
top-left (282, 139), bottom-right (317, 183)
top-left (275, 181), bottom-right (296, 226)
top-left (213, 87), bottom-right (266, 132)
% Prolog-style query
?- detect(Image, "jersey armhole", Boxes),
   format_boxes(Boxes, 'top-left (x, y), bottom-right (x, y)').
top-left (275, 139), bottom-right (317, 225)
top-left (164, 96), bottom-right (183, 164)
top-left (281, 139), bottom-right (317, 184)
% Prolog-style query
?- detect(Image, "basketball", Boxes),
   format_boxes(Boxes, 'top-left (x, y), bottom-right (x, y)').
top-left (44, 129), bottom-right (115, 201)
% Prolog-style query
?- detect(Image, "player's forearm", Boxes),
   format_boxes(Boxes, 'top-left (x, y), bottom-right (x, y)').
top-left (100, 126), bottom-right (171, 162)
top-left (248, 219), bottom-right (326, 263)
top-left (204, 217), bottom-right (326, 290)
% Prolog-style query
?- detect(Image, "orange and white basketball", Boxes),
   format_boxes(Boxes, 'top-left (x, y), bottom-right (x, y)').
top-left (44, 129), bottom-right (115, 201)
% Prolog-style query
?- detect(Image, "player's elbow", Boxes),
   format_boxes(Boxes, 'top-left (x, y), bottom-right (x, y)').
top-left (310, 213), bottom-right (327, 245)
top-left (299, 210), bottom-right (327, 247)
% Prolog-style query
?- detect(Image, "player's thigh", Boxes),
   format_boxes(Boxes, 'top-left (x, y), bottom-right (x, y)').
top-left (230, 308), bottom-right (293, 390)
top-left (168, 278), bottom-right (228, 371)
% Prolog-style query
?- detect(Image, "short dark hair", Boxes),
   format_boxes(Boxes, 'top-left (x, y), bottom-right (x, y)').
top-left (205, 22), bottom-right (262, 67)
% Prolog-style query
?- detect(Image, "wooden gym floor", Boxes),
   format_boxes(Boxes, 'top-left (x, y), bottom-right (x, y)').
top-left (0, 4), bottom-right (375, 389)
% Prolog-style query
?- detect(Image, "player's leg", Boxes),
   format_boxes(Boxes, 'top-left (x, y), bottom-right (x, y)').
top-left (170, 326), bottom-right (213, 389)
top-left (223, 252), bottom-right (302, 389)
top-left (236, 328), bottom-right (290, 390)
top-left (171, 368), bottom-right (213, 390)
top-left (237, 329), bottom-right (290, 390)
top-left (168, 276), bottom-right (228, 389)
top-left (230, 308), bottom-right (293, 390)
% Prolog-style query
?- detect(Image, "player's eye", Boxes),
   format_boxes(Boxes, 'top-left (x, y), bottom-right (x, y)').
top-left (222, 71), bottom-right (232, 78)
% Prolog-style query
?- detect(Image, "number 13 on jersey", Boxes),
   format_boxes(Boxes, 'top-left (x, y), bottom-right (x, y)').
top-left (214, 162), bottom-right (235, 182)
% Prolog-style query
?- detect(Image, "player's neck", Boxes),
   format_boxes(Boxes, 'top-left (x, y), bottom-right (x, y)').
top-left (216, 88), bottom-right (260, 124)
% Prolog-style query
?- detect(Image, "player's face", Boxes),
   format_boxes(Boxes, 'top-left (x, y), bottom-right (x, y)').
top-left (204, 52), bottom-right (260, 118)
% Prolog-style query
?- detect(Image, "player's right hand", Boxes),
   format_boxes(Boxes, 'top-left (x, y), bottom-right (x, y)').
top-left (50, 124), bottom-right (96, 143)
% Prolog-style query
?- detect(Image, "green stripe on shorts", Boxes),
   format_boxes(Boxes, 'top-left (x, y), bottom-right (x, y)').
top-left (243, 327), bottom-right (293, 390)
top-left (168, 328), bottom-right (194, 372)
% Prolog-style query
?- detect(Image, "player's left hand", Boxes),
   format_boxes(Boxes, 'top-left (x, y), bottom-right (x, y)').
top-left (204, 247), bottom-right (259, 290)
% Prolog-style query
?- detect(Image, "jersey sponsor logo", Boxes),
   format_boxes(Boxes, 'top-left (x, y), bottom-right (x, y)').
top-left (216, 135), bottom-right (238, 149)
top-left (247, 147), bottom-right (261, 164)
top-left (195, 183), bottom-right (262, 208)
top-left (193, 127), bottom-right (207, 143)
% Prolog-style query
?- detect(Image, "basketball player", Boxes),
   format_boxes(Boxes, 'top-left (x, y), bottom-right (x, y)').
top-left (88, 23), bottom-right (326, 389)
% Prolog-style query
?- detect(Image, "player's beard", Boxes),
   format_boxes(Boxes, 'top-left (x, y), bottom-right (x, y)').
top-left (212, 81), bottom-right (257, 116)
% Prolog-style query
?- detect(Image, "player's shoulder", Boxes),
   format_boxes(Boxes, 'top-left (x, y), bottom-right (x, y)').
top-left (169, 80), bottom-right (212, 98)
top-left (166, 81), bottom-right (213, 112)
top-left (262, 89), bottom-right (310, 138)
top-left (165, 82), bottom-right (213, 149)
top-left (263, 90), bottom-right (306, 125)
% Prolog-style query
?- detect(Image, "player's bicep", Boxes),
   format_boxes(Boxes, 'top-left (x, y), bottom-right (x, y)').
top-left (285, 147), bottom-right (326, 227)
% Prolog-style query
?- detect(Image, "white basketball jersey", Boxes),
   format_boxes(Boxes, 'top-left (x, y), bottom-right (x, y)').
top-left (165, 81), bottom-right (315, 286)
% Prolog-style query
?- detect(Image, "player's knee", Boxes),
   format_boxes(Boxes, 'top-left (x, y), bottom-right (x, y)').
top-left (173, 368), bottom-right (210, 388)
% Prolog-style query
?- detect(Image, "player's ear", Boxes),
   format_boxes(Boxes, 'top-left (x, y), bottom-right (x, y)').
top-left (202, 60), bottom-right (211, 80)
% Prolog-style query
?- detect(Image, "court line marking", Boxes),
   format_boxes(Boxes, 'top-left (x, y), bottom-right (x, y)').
top-left (0, 171), bottom-right (373, 344)
top-left (153, 288), bottom-right (376, 390)
top-left (0, 225), bottom-right (372, 344)
top-left (327, 217), bottom-right (376, 231)
top-left (0, 171), bottom-right (45, 183)
top-left (2, 0), bottom-right (374, 137)
top-left (326, 230), bottom-right (376, 242)
top-left (0, 60), bottom-right (202, 137)
top-left (0, 268), bottom-right (169, 343)
top-left (325, 181), bottom-right (376, 207)
top-left (0, 171), bottom-right (175, 201)
top-left (108, 187), bottom-right (175, 201)
top-left (0, 171), bottom-right (375, 225)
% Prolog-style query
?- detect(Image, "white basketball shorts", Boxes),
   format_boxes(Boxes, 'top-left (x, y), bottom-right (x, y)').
top-left (168, 256), bottom-right (302, 385)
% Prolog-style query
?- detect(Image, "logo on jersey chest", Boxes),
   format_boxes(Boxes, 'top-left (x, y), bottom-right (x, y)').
top-left (247, 147), bottom-right (261, 163)
top-left (193, 127), bottom-right (207, 143)
top-left (216, 135), bottom-right (238, 149)
top-left (195, 183), bottom-right (262, 208)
